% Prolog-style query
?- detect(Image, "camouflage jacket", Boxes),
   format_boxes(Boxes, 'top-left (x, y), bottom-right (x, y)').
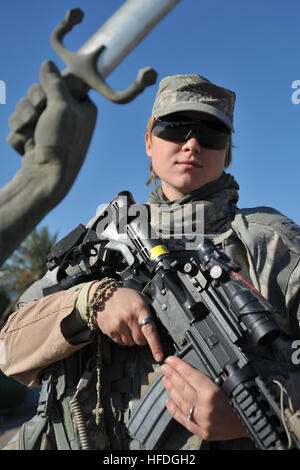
top-left (1, 174), bottom-right (300, 451)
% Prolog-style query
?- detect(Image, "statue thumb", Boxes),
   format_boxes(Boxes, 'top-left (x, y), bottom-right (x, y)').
top-left (39, 60), bottom-right (71, 102)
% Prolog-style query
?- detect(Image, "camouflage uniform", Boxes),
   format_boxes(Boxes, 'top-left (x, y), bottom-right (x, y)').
top-left (1, 172), bottom-right (299, 451)
top-left (147, 172), bottom-right (300, 449)
top-left (1, 74), bottom-right (299, 450)
top-left (151, 74), bottom-right (235, 131)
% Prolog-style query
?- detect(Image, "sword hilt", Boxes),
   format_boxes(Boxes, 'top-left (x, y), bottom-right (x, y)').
top-left (51, 8), bottom-right (157, 102)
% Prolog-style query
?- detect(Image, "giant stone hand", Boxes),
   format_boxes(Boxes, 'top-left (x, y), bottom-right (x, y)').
top-left (0, 60), bottom-right (97, 265)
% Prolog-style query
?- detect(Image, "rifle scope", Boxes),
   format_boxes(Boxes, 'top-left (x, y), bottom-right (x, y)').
top-left (196, 238), bottom-right (280, 347)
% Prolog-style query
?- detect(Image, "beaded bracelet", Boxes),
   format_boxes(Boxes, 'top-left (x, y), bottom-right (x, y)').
top-left (85, 277), bottom-right (122, 331)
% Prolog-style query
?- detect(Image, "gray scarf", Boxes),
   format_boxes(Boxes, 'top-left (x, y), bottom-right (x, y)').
top-left (147, 172), bottom-right (239, 236)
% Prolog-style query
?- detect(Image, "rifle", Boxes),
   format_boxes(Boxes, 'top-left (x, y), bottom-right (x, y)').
top-left (46, 191), bottom-right (300, 450)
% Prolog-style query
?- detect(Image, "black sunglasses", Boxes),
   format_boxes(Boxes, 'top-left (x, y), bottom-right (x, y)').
top-left (152, 117), bottom-right (230, 150)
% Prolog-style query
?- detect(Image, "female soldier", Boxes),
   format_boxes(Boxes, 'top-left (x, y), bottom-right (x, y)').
top-left (1, 74), bottom-right (299, 450)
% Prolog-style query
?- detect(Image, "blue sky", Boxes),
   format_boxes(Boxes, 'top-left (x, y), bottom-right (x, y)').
top-left (0, 0), bottom-right (299, 243)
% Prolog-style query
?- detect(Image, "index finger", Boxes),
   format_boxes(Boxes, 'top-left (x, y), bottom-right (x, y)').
top-left (138, 310), bottom-right (164, 363)
top-left (165, 356), bottom-right (214, 389)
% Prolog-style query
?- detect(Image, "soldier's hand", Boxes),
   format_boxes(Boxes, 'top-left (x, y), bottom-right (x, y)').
top-left (91, 285), bottom-right (163, 363)
top-left (6, 60), bottom-right (97, 201)
top-left (162, 356), bottom-right (249, 441)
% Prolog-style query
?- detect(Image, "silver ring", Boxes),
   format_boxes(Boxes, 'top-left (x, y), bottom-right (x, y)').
top-left (139, 316), bottom-right (153, 328)
top-left (187, 405), bottom-right (194, 421)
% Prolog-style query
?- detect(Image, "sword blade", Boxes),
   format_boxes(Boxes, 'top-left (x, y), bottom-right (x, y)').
top-left (79, 0), bottom-right (181, 78)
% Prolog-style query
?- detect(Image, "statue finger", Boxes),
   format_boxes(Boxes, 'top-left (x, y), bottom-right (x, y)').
top-left (6, 125), bottom-right (35, 155)
top-left (9, 98), bottom-right (39, 133)
top-left (6, 131), bottom-right (26, 155)
top-left (40, 60), bottom-right (72, 103)
top-left (28, 83), bottom-right (47, 110)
